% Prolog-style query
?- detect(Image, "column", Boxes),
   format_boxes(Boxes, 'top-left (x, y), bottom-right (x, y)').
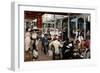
top-left (68, 16), bottom-right (70, 39)
top-left (37, 15), bottom-right (42, 28)
top-left (83, 16), bottom-right (86, 39)
top-left (75, 16), bottom-right (78, 38)
top-left (54, 14), bottom-right (56, 34)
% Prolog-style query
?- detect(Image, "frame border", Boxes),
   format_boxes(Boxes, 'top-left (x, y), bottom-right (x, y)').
top-left (11, 2), bottom-right (96, 71)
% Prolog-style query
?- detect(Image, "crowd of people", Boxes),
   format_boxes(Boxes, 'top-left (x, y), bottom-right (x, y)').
top-left (24, 26), bottom-right (90, 61)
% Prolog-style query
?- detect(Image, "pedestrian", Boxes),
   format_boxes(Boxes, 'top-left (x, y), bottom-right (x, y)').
top-left (42, 34), bottom-right (49, 55)
top-left (25, 28), bottom-right (31, 51)
top-left (32, 30), bottom-right (38, 42)
top-left (49, 36), bottom-right (62, 60)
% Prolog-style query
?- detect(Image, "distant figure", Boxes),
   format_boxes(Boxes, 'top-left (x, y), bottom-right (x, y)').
top-left (62, 28), bottom-right (68, 41)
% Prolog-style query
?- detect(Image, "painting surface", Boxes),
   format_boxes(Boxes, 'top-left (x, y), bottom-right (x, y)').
top-left (24, 11), bottom-right (90, 62)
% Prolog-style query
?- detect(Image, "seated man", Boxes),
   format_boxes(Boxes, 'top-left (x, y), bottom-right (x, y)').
top-left (62, 38), bottom-right (74, 59)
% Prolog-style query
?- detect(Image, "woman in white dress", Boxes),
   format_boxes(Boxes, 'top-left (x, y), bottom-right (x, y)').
top-left (25, 28), bottom-right (31, 51)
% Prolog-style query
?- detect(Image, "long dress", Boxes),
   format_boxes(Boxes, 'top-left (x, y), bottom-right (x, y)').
top-left (25, 32), bottom-right (31, 51)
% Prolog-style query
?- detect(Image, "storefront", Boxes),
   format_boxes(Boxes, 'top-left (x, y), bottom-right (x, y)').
top-left (24, 11), bottom-right (90, 40)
